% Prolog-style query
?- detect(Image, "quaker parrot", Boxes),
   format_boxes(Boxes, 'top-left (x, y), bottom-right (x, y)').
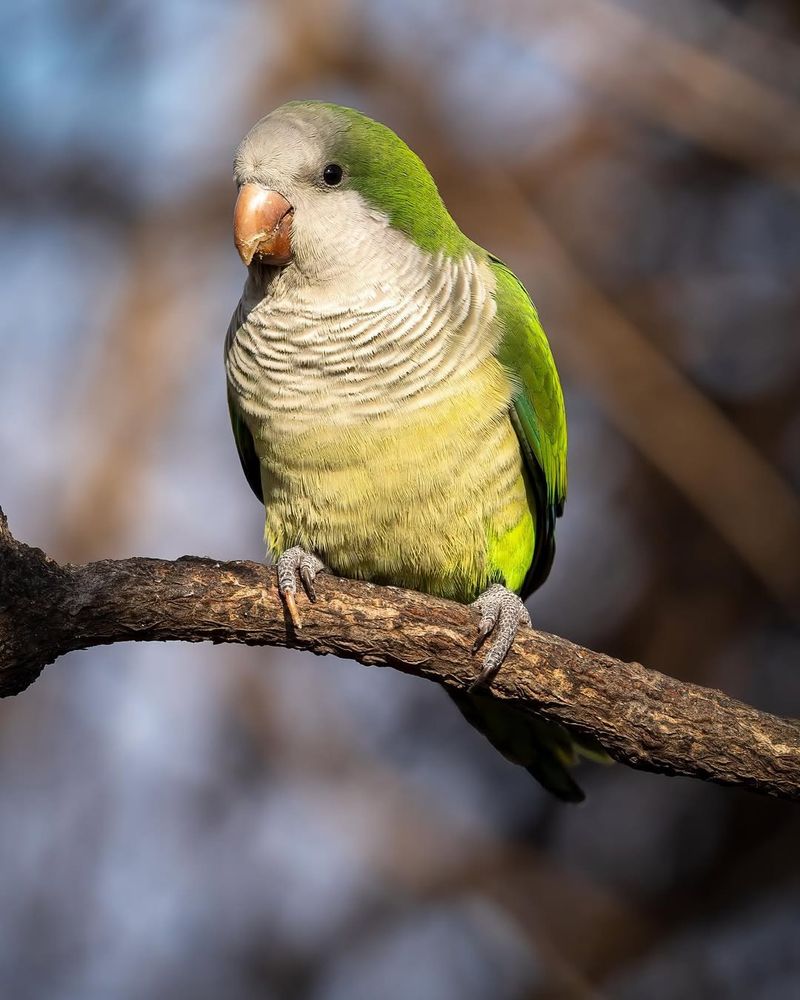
top-left (225, 101), bottom-right (602, 800)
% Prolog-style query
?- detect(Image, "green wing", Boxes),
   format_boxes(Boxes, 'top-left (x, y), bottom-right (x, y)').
top-left (489, 254), bottom-right (567, 597)
top-left (225, 308), bottom-right (263, 504)
top-left (228, 387), bottom-right (263, 503)
top-left (455, 257), bottom-right (601, 802)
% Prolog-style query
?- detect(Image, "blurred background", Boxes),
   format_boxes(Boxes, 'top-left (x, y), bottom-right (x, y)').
top-left (1, 1), bottom-right (799, 997)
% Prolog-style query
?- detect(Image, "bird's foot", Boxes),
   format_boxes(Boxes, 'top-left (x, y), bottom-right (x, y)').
top-left (468, 584), bottom-right (531, 692)
top-left (276, 546), bottom-right (326, 629)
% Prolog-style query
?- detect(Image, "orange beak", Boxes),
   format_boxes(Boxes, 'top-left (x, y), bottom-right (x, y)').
top-left (233, 184), bottom-right (294, 266)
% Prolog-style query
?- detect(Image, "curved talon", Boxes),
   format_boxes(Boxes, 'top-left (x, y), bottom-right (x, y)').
top-left (468, 645), bottom-right (508, 692)
top-left (300, 565), bottom-right (318, 602)
top-left (471, 616), bottom-right (494, 654)
top-left (283, 589), bottom-right (303, 629)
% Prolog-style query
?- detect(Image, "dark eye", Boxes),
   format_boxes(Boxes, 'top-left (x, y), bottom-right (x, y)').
top-left (322, 163), bottom-right (343, 186)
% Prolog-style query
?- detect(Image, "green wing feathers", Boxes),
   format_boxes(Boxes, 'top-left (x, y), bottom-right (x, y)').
top-left (490, 255), bottom-right (567, 597)
top-left (227, 387), bottom-right (263, 503)
top-left (226, 305), bottom-right (263, 504)
top-left (452, 254), bottom-right (603, 802)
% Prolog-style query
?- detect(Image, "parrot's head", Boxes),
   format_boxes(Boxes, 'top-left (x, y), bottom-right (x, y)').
top-left (232, 101), bottom-right (467, 279)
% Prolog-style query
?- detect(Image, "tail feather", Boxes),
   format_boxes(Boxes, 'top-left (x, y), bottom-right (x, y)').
top-left (571, 731), bottom-right (614, 766)
top-left (449, 690), bottom-right (602, 803)
top-left (524, 755), bottom-right (586, 803)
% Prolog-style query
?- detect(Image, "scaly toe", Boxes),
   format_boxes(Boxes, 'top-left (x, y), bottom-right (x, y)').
top-left (276, 546), bottom-right (326, 629)
top-left (299, 553), bottom-right (325, 602)
top-left (468, 585), bottom-right (531, 692)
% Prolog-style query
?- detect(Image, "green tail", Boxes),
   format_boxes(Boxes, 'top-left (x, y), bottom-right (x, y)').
top-left (449, 690), bottom-right (610, 803)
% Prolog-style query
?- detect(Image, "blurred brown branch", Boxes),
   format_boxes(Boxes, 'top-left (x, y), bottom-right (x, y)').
top-left (2, 506), bottom-right (798, 802)
top-left (492, 0), bottom-right (800, 185)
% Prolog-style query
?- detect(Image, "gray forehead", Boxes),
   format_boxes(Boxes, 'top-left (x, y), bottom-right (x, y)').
top-left (234, 105), bottom-right (340, 182)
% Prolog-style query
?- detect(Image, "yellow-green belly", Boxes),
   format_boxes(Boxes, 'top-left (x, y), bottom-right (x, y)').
top-left (253, 361), bottom-right (535, 603)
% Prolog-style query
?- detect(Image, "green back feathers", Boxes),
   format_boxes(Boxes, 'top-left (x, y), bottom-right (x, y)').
top-left (491, 257), bottom-right (567, 508)
top-left (490, 254), bottom-right (567, 596)
top-left (295, 101), bottom-right (470, 258)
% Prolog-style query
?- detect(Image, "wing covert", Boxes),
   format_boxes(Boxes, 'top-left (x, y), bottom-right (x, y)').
top-left (490, 254), bottom-right (567, 595)
top-left (225, 307), bottom-right (263, 503)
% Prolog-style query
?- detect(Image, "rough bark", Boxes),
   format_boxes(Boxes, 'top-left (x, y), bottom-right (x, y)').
top-left (1, 506), bottom-right (798, 800)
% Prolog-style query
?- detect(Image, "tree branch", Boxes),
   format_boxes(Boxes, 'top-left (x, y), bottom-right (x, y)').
top-left (1, 506), bottom-right (798, 800)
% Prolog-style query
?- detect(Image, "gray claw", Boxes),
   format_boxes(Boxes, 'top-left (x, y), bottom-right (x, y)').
top-left (471, 616), bottom-right (494, 654)
top-left (300, 564), bottom-right (318, 602)
top-left (468, 584), bottom-right (531, 691)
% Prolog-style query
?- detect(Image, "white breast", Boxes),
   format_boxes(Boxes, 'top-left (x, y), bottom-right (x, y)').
top-left (225, 241), bottom-right (497, 436)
